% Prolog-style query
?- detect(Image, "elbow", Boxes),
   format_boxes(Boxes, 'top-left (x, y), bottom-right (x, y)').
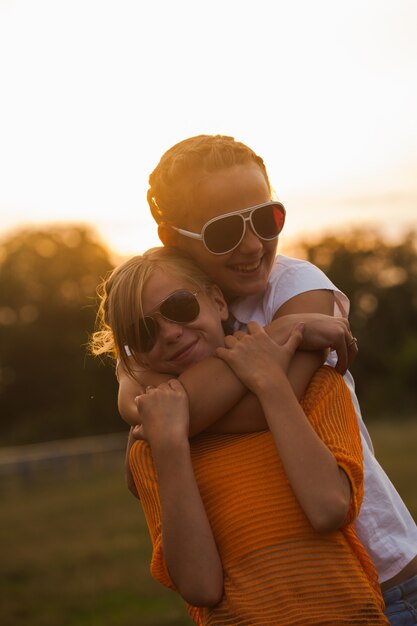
top-left (187, 590), bottom-right (223, 608)
top-left (309, 495), bottom-right (350, 533)
top-left (179, 575), bottom-right (223, 608)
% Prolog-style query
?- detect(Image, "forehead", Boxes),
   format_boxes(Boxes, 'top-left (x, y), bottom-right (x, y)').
top-left (189, 164), bottom-right (270, 228)
top-left (142, 268), bottom-right (197, 314)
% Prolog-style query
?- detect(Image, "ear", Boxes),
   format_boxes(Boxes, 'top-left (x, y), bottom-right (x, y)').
top-left (210, 285), bottom-right (229, 321)
top-left (158, 223), bottom-right (177, 247)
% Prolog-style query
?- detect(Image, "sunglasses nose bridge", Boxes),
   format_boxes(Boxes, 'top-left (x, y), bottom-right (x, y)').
top-left (156, 313), bottom-right (184, 337)
top-left (239, 211), bottom-right (264, 246)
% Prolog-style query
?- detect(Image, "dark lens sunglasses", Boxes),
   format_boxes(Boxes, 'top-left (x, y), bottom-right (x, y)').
top-left (171, 201), bottom-right (286, 255)
top-left (135, 289), bottom-right (200, 353)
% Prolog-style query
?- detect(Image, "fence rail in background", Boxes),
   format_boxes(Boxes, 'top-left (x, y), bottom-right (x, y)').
top-left (0, 432), bottom-right (129, 487)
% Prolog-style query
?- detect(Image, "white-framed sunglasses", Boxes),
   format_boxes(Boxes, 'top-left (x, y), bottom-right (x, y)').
top-left (171, 201), bottom-right (286, 255)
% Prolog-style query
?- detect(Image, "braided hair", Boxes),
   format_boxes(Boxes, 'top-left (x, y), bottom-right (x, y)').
top-left (147, 134), bottom-right (272, 226)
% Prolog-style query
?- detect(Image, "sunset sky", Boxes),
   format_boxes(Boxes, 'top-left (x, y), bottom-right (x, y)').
top-left (0, 0), bottom-right (416, 258)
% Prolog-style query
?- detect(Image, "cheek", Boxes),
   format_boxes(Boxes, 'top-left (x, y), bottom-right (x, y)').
top-left (267, 238), bottom-right (279, 256)
top-left (192, 251), bottom-right (227, 279)
top-left (174, 238), bottom-right (202, 259)
top-left (141, 346), bottom-right (161, 370)
top-left (207, 315), bottom-right (228, 348)
top-left (174, 239), bottom-right (221, 273)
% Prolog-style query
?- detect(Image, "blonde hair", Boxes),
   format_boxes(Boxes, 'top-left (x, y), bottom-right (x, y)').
top-left (90, 247), bottom-right (217, 376)
top-left (147, 134), bottom-right (272, 226)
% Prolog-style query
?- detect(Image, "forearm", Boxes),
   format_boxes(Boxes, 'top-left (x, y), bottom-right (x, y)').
top-left (204, 393), bottom-right (267, 433)
top-left (214, 321), bottom-right (353, 529)
top-left (125, 429), bottom-right (139, 498)
top-left (119, 301), bottom-right (347, 437)
top-left (177, 357), bottom-right (247, 436)
top-left (118, 356), bottom-right (248, 436)
top-left (153, 440), bottom-right (223, 606)
top-left (258, 374), bottom-right (351, 532)
top-left (207, 343), bottom-right (326, 435)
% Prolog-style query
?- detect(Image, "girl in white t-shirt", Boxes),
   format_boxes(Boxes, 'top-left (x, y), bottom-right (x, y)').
top-left (118, 134), bottom-right (417, 625)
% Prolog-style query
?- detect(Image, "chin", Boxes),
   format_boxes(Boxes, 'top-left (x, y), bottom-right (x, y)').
top-left (232, 275), bottom-right (270, 299)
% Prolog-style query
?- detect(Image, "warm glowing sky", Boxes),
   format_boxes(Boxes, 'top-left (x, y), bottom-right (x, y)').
top-left (0, 0), bottom-right (416, 258)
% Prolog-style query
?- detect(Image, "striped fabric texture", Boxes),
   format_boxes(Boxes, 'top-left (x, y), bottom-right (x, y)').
top-left (130, 366), bottom-right (388, 625)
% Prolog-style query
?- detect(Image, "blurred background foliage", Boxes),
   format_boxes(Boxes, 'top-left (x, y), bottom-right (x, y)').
top-left (0, 225), bottom-right (120, 445)
top-left (0, 225), bottom-right (416, 446)
top-left (291, 229), bottom-right (417, 417)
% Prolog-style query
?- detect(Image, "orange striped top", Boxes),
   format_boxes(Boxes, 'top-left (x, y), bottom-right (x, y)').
top-left (130, 366), bottom-right (388, 625)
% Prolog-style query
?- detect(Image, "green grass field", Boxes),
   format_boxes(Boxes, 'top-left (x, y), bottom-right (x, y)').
top-left (1, 420), bottom-right (416, 626)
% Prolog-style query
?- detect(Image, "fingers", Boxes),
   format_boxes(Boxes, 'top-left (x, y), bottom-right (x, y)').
top-left (334, 348), bottom-right (348, 374)
top-left (224, 334), bottom-right (239, 348)
top-left (347, 335), bottom-right (359, 364)
top-left (165, 378), bottom-right (185, 392)
top-left (246, 321), bottom-right (263, 334)
top-left (335, 334), bottom-right (358, 374)
top-left (348, 336), bottom-right (358, 350)
top-left (221, 323), bottom-right (263, 353)
top-left (231, 324), bottom-right (262, 342)
top-left (138, 379), bottom-right (182, 395)
top-left (131, 424), bottom-right (145, 440)
top-left (215, 345), bottom-right (229, 361)
top-left (285, 322), bottom-right (305, 349)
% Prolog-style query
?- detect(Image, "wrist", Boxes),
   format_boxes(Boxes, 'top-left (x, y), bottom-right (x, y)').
top-left (153, 439), bottom-right (192, 481)
top-left (151, 435), bottom-right (190, 461)
top-left (250, 367), bottom-right (290, 395)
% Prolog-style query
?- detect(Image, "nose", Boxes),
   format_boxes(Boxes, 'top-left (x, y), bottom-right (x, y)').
top-left (237, 221), bottom-right (263, 254)
top-left (157, 317), bottom-right (184, 342)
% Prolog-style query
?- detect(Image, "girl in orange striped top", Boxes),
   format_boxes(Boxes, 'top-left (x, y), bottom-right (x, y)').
top-left (91, 247), bottom-right (388, 625)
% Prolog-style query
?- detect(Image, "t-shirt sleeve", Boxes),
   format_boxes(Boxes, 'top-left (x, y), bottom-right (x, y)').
top-left (266, 257), bottom-right (350, 320)
top-left (301, 366), bottom-right (364, 525)
top-left (129, 441), bottom-right (176, 591)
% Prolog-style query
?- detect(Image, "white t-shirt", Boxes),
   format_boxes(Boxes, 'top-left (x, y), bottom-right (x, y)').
top-left (230, 254), bottom-right (417, 583)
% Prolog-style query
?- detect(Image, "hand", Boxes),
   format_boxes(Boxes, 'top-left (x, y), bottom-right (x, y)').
top-left (135, 379), bottom-right (190, 450)
top-left (300, 315), bottom-right (358, 374)
top-left (216, 321), bottom-right (305, 395)
top-left (268, 314), bottom-right (358, 374)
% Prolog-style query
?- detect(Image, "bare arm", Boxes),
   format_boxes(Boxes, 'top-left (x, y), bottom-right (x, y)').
top-left (135, 380), bottom-right (223, 606)
top-left (119, 290), bottom-right (355, 435)
top-left (216, 323), bottom-right (352, 533)
top-left (203, 290), bottom-right (355, 432)
top-left (270, 289), bottom-right (334, 400)
top-left (123, 290), bottom-right (354, 497)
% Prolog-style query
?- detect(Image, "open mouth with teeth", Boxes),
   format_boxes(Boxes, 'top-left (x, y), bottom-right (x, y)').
top-left (229, 259), bottom-right (262, 273)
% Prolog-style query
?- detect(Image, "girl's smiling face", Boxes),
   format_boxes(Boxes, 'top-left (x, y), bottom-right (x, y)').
top-left (139, 268), bottom-right (229, 375)
top-left (161, 164), bottom-right (279, 302)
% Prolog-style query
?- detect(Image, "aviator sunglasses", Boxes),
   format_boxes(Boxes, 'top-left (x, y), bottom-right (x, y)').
top-left (134, 289), bottom-right (200, 353)
top-left (171, 200), bottom-right (286, 255)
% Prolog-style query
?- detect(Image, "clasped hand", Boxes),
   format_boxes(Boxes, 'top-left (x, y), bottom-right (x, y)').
top-left (134, 379), bottom-right (190, 449)
top-left (216, 321), bottom-right (305, 394)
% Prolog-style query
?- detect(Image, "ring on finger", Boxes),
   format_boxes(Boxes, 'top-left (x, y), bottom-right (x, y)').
top-left (348, 336), bottom-right (358, 347)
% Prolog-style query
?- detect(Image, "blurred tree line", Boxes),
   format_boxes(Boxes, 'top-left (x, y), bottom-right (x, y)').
top-left (0, 226), bottom-right (120, 445)
top-left (0, 225), bottom-right (416, 446)
top-left (291, 229), bottom-right (417, 417)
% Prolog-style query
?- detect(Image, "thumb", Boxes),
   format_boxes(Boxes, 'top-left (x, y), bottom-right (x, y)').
top-left (285, 322), bottom-right (305, 350)
top-left (132, 424), bottom-right (144, 440)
